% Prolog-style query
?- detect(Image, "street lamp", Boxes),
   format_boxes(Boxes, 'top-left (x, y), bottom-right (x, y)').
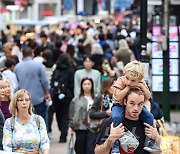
top-left (140, 0), bottom-right (149, 83)
top-left (162, 0), bottom-right (170, 121)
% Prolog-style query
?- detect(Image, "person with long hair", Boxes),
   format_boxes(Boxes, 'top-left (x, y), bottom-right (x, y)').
top-left (0, 79), bottom-right (5, 150)
top-left (3, 89), bottom-right (50, 153)
top-left (74, 55), bottom-right (101, 97)
top-left (0, 80), bottom-right (12, 119)
top-left (89, 77), bottom-right (116, 120)
top-left (69, 77), bottom-right (95, 154)
top-left (98, 58), bottom-right (116, 83)
top-left (50, 53), bottom-right (74, 142)
top-left (88, 77), bottom-right (116, 154)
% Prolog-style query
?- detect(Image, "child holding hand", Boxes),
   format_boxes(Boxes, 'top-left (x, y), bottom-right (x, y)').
top-left (111, 60), bottom-right (161, 154)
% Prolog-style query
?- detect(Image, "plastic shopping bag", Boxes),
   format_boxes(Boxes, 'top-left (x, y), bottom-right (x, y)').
top-left (67, 134), bottom-right (75, 154)
top-left (158, 120), bottom-right (180, 154)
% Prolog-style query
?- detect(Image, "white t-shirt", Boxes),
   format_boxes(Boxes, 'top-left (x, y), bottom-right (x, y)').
top-left (84, 96), bottom-right (93, 110)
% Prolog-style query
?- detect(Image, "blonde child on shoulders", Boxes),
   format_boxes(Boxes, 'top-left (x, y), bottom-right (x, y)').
top-left (111, 60), bottom-right (161, 154)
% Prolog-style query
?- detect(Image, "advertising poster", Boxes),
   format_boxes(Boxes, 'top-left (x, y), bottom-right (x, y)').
top-left (152, 42), bottom-right (178, 58)
top-left (169, 26), bottom-right (178, 41)
top-left (152, 59), bottom-right (163, 75)
top-left (152, 26), bottom-right (162, 41)
top-left (152, 59), bottom-right (178, 75)
top-left (152, 76), bottom-right (178, 92)
top-left (152, 42), bottom-right (163, 58)
top-left (169, 42), bottom-right (179, 58)
top-left (169, 59), bottom-right (179, 75)
top-left (151, 25), bottom-right (179, 92)
top-left (77, 0), bottom-right (84, 13)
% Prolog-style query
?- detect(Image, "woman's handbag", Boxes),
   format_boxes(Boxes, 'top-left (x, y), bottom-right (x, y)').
top-left (82, 110), bottom-right (103, 133)
top-left (67, 134), bottom-right (75, 154)
top-left (157, 120), bottom-right (180, 154)
top-left (83, 102), bottom-right (103, 133)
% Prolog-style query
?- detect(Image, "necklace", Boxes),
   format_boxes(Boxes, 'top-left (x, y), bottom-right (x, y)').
top-left (17, 114), bottom-right (31, 124)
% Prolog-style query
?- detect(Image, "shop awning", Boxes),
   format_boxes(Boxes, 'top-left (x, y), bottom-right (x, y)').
top-left (0, 8), bottom-right (11, 13)
top-left (12, 19), bottom-right (49, 26)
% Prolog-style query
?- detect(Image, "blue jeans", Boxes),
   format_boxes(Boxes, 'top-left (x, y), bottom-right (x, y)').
top-left (34, 100), bottom-right (48, 129)
top-left (112, 103), bottom-right (125, 127)
top-left (140, 107), bottom-right (154, 126)
top-left (112, 103), bottom-right (154, 127)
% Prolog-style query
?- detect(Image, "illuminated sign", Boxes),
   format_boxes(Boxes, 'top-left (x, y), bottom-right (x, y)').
top-left (43, 10), bottom-right (54, 16)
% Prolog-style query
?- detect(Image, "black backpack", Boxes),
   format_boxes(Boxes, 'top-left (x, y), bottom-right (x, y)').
top-left (50, 69), bottom-right (67, 97)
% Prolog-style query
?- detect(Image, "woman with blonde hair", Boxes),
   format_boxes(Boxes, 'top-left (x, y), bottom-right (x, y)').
top-left (0, 79), bottom-right (5, 150)
top-left (0, 80), bottom-right (12, 119)
top-left (3, 89), bottom-right (50, 154)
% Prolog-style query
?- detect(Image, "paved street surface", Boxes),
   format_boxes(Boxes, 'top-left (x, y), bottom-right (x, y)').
top-left (49, 112), bottom-right (180, 153)
top-left (169, 112), bottom-right (180, 136)
top-left (170, 112), bottom-right (180, 123)
top-left (49, 116), bottom-right (70, 154)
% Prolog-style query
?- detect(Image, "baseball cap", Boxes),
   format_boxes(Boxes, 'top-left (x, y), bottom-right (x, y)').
top-left (119, 129), bottom-right (139, 153)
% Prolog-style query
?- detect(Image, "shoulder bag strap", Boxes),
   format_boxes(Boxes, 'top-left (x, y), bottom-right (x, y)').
top-left (157, 119), bottom-right (168, 136)
top-left (10, 116), bottom-right (15, 152)
top-left (34, 115), bottom-right (41, 151)
top-left (35, 115), bottom-right (40, 130)
top-left (99, 98), bottom-right (103, 112)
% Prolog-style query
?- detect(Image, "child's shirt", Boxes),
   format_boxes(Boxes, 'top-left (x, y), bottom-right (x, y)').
top-left (113, 76), bottom-right (148, 105)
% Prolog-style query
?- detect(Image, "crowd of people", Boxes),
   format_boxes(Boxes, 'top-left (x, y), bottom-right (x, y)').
top-left (0, 18), bottom-right (164, 154)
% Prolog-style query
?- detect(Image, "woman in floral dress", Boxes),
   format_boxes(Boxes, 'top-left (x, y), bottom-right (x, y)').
top-left (3, 89), bottom-right (49, 154)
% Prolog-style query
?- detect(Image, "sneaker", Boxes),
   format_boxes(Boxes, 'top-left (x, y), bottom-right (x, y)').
top-left (143, 140), bottom-right (162, 153)
top-left (111, 140), bottom-right (120, 154)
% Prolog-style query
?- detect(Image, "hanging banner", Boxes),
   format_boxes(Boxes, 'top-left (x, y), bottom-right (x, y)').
top-left (64, 0), bottom-right (73, 10)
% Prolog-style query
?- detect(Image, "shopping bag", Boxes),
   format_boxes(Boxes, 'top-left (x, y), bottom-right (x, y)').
top-left (83, 110), bottom-right (103, 133)
top-left (157, 120), bottom-right (180, 154)
top-left (83, 102), bottom-right (104, 133)
top-left (67, 134), bottom-right (75, 154)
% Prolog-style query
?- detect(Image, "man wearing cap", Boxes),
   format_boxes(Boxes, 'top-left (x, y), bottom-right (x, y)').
top-left (95, 87), bottom-right (161, 154)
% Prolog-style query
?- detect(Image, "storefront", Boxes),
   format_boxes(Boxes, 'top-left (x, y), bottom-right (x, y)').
top-left (29, 0), bottom-right (61, 20)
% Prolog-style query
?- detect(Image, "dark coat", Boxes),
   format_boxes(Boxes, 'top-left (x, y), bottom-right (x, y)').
top-left (51, 64), bottom-right (74, 100)
top-left (89, 93), bottom-right (109, 119)
top-left (150, 99), bottom-right (163, 120)
top-left (0, 109), bottom-right (4, 150)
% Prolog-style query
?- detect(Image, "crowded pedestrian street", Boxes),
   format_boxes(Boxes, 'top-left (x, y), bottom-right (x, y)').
top-left (1, 0), bottom-right (180, 154)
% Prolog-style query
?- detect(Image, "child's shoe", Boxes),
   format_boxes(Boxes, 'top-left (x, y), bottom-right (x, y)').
top-left (143, 139), bottom-right (162, 153)
top-left (111, 140), bottom-right (120, 154)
